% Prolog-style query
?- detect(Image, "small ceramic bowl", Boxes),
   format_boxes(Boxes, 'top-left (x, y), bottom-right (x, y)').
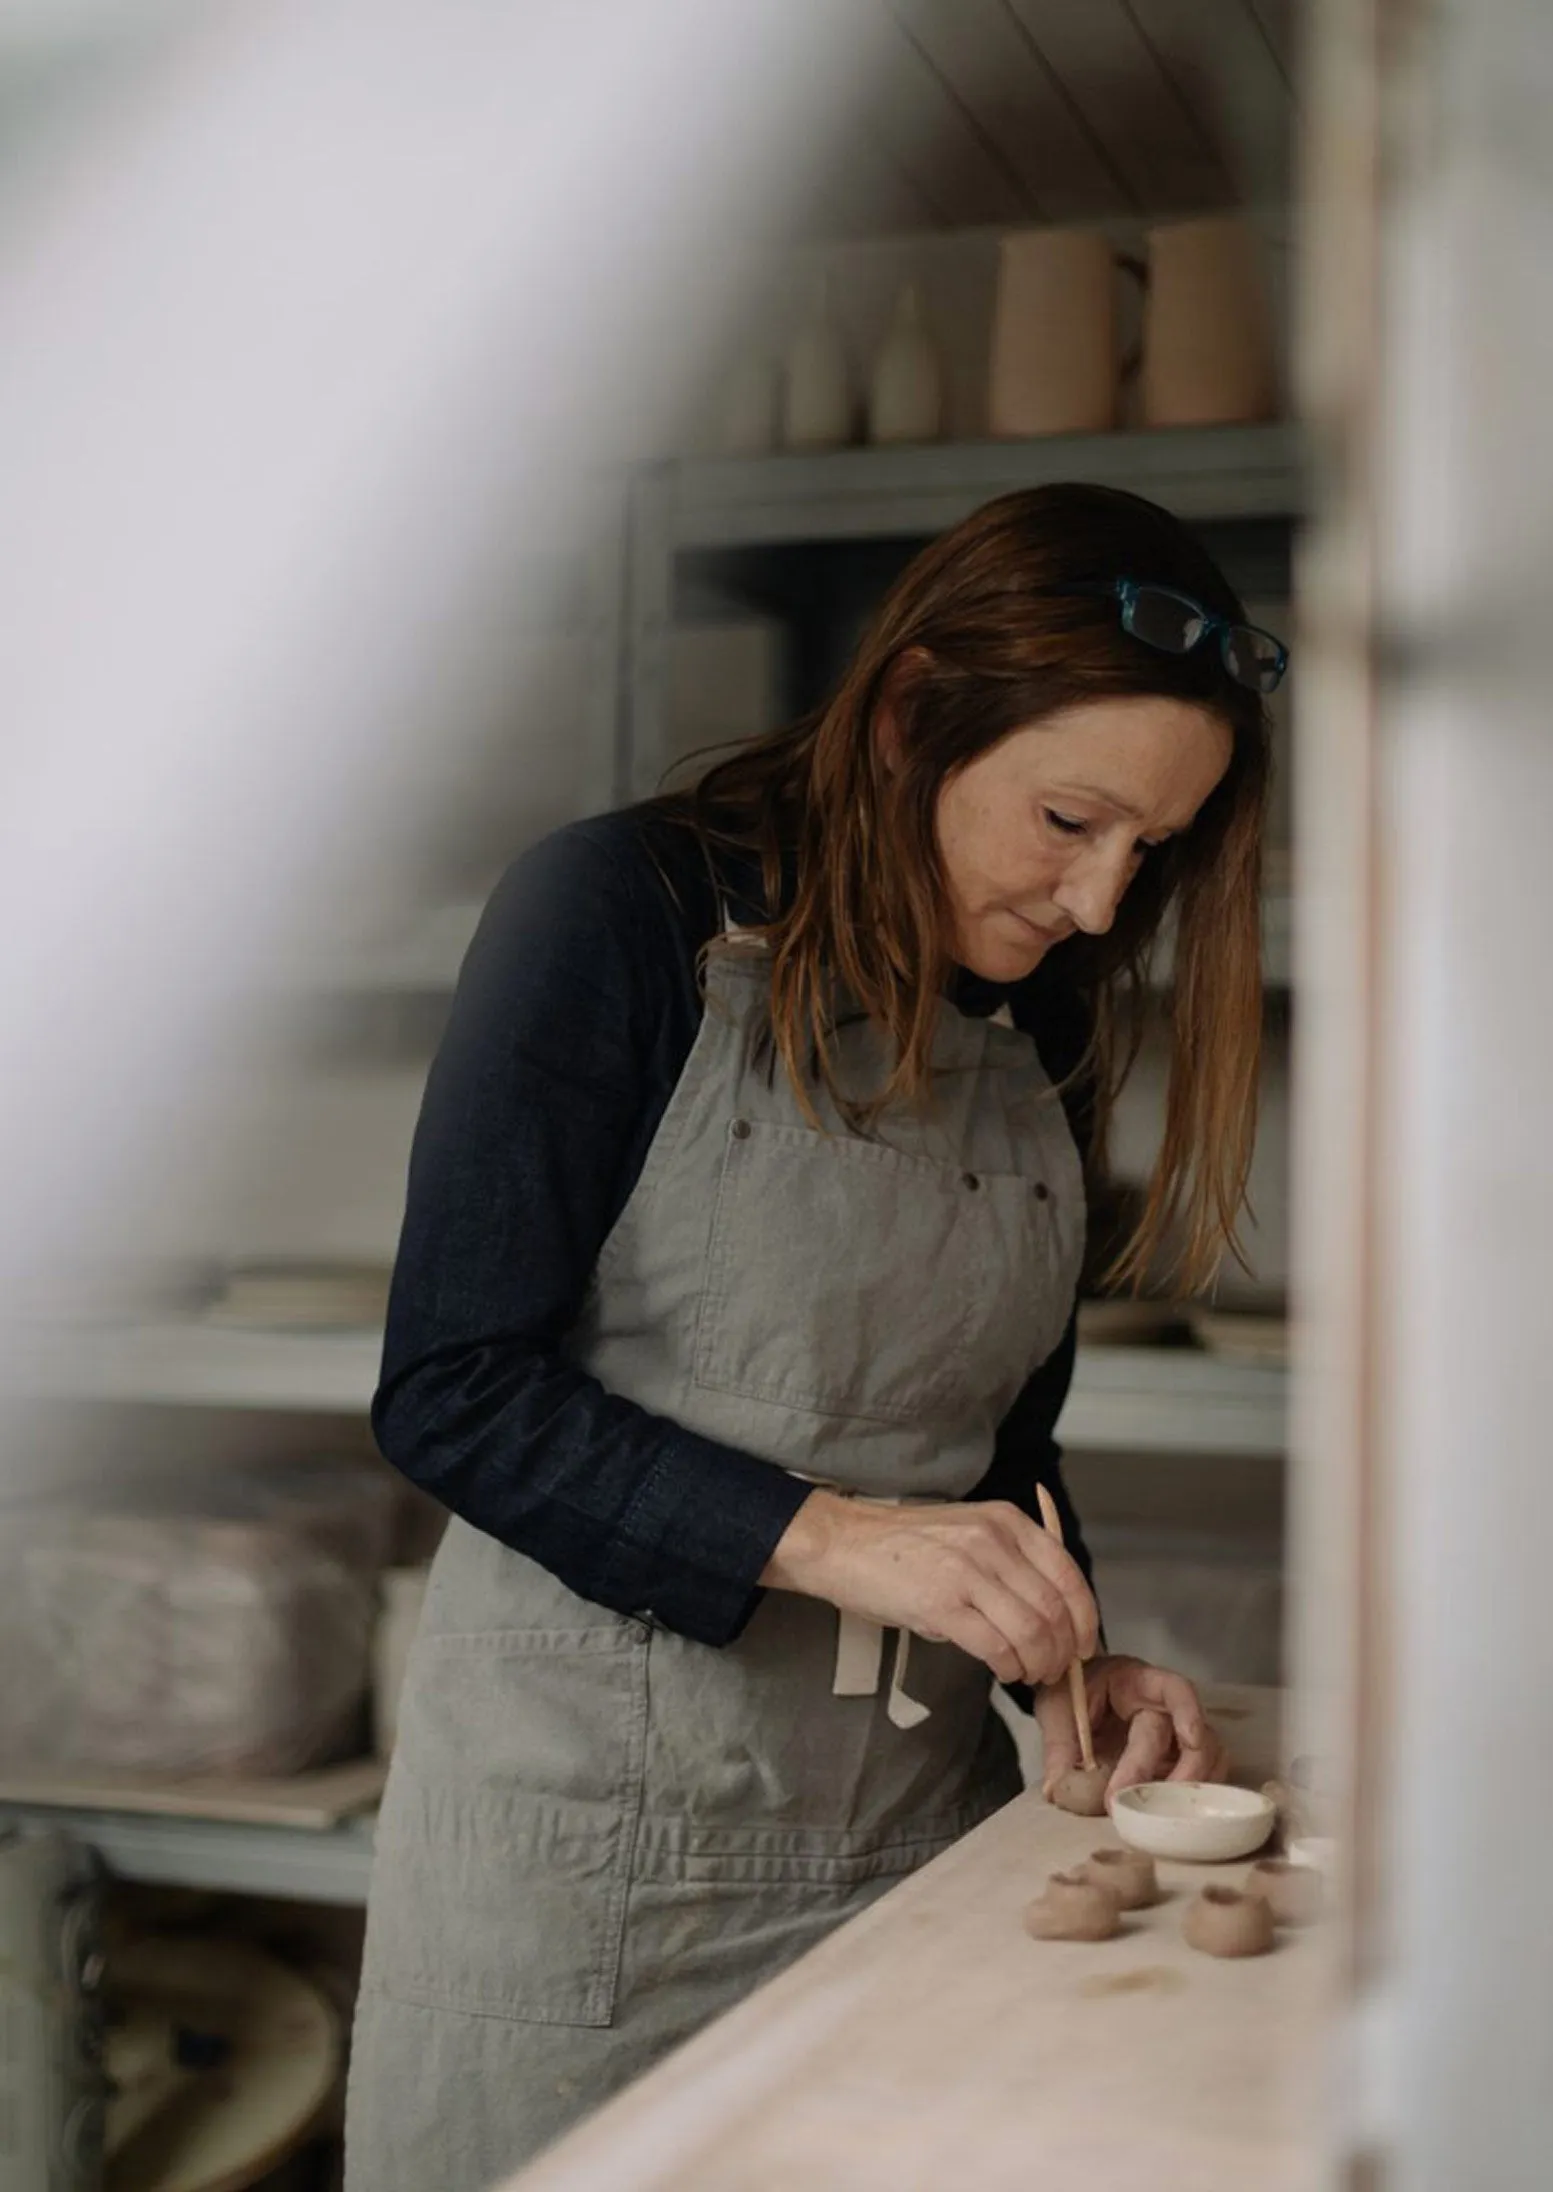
top-left (1111, 1781), bottom-right (1276, 1863)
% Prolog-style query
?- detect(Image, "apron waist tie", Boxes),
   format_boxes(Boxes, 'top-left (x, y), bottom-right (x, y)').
top-left (787, 1475), bottom-right (936, 1729)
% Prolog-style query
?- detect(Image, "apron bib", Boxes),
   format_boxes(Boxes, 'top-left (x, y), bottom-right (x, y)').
top-left (347, 944), bottom-right (1084, 2190)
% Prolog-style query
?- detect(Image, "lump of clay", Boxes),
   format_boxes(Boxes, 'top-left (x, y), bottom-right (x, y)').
top-left (1024, 1869), bottom-right (1121, 1942)
top-left (1246, 1857), bottom-right (1324, 1927)
top-left (1080, 1847), bottom-right (1159, 1911)
top-left (1048, 1764), bottom-right (1110, 1817)
top-left (1183, 1886), bottom-right (1275, 1959)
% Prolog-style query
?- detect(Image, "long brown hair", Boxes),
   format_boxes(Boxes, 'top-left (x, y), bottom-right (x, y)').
top-left (654, 483), bottom-right (1271, 1294)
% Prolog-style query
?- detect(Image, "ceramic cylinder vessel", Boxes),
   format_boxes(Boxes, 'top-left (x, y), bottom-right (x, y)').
top-left (1183, 1885), bottom-right (1275, 1959)
top-left (988, 228), bottom-right (1119, 437)
top-left (868, 282), bottom-right (944, 445)
top-left (1140, 215), bottom-right (1277, 428)
top-left (1024, 1870), bottom-right (1121, 1942)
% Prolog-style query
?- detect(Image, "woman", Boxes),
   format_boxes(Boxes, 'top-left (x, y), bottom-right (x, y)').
top-left (345, 483), bottom-right (1282, 2188)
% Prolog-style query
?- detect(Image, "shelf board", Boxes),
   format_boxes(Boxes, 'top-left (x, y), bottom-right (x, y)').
top-left (27, 1322), bottom-right (1285, 1452)
top-left (286, 899), bottom-right (484, 995)
top-left (22, 1320), bottom-right (381, 1413)
top-left (1058, 1345), bottom-right (1287, 1457)
top-left (658, 423), bottom-right (1305, 550)
top-left (0, 1797), bottom-right (376, 1905)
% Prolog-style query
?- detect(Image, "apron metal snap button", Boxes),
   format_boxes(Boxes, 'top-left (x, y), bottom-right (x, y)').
top-left (730, 1118), bottom-right (752, 1140)
top-left (1033, 1181), bottom-right (1050, 1201)
top-left (962, 1171), bottom-right (980, 1191)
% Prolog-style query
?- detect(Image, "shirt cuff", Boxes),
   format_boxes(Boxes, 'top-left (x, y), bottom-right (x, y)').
top-left (594, 1429), bottom-right (814, 1648)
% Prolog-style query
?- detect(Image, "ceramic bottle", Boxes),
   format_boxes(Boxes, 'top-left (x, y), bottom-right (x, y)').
top-left (867, 281), bottom-right (944, 444)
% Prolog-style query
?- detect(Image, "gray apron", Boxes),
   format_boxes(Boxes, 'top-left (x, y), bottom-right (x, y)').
top-left (345, 943), bottom-right (1084, 2190)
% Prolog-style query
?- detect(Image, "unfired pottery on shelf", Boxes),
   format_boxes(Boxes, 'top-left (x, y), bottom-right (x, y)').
top-left (987, 227), bottom-right (1120, 437)
top-left (1140, 215), bottom-right (1277, 429)
top-left (1048, 1764), bottom-right (1110, 1817)
top-left (1183, 1885), bottom-right (1276, 1959)
top-left (1079, 1847), bottom-right (1158, 1910)
top-left (1111, 1781), bottom-right (1275, 1863)
top-left (867, 282), bottom-right (943, 446)
top-left (1024, 1869), bottom-right (1121, 1942)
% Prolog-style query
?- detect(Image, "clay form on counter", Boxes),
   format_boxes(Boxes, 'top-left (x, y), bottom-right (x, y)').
top-left (1246, 1857), bottom-right (1324, 1927)
top-left (867, 282), bottom-right (943, 445)
top-left (1024, 1869), bottom-right (1122, 1942)
top-left (781, 273), bottom-right (853, 451)
top-left (1079, 1847), bottom-right (1159, 1911)
top-left (1048, 1764), bottom-right (1110, 1817)
top-left (1183, 1886), bottom-right (1276, 1959)
top-left (1111, 1781), bottom-right (1275, 1863)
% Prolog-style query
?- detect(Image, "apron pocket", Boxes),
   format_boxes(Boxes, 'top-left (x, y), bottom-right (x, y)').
top-left (693, 1118), bottom-right (1066, 1424)
top-left (361, 1625), bottom-right (648, 2028)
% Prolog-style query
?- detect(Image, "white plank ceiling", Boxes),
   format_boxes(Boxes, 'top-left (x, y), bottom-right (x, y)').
top-left (796, 0), bottom-right (1298, 237)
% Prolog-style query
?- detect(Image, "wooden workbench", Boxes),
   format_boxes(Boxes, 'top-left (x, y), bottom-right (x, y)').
top-left (509, 1687), bottom-right (1329, 2192)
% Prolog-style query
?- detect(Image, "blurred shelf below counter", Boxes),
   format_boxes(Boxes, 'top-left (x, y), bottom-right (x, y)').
top-left (23, 1322), bottom-right (1286, 1450)
top-left (18, 1320), bottom-right (383, 1413)
top-left (0, 1797), bottom-right (378, 1905)
top-left (1058, 1345), bottom-right (1287, 1457)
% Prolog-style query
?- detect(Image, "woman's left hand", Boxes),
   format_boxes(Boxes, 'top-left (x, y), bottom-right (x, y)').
top-left (1033, 1654), bottom-right (1230, 1801)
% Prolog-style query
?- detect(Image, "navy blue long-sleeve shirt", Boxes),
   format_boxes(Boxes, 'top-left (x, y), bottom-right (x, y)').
top-left (373, 806), bottom-right (1094, 1652)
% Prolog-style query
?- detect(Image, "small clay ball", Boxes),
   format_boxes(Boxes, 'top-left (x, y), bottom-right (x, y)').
top-left (1080, 1847), bottom-right (1159, 1911)
top-left (1246, 1857), bottom-right (1324, 1928)
top-left (1048, 1764), bottom-right (1111, 1818)
top-left (1024, 1869), bottom-right (1121, 1942)
top-left (1183, 1885), bottom-right (1275, 1960)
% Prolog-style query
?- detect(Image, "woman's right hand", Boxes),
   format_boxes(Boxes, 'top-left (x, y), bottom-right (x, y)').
top-left (760, 1490), bottom-right (1099, 1689)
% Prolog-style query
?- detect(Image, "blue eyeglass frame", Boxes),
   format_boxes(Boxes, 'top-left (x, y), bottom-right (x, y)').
top-left (1072, 577), bottom-right (1289, 694)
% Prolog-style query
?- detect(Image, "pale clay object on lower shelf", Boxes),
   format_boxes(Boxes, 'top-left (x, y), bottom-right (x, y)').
top-left (1048, 1764), bottom-right (1111, 1817)
top-left (1246, 1857), bottom-right (1325, 1927)
top-left (1024, 1870), bottom-right (1122, 1942)
top-left (1079, 1847), bottom-right (1159, 1910)
top-left (1183, 1886), bottom-right (1276, 1959)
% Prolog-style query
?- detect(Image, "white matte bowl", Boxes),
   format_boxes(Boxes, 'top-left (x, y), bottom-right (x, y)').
top-left (1111, 1782), bottom-right (1276, 1863)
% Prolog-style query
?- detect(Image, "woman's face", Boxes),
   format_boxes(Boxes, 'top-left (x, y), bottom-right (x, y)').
top-left (934, 695), bottom-right (1233, 983)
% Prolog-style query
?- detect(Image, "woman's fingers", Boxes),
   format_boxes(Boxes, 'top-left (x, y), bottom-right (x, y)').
top-left (1032, 1680), bottom-right (1088, 1794)
top-left (1103, 1657), bottom-right (1219, 1776)
top-left (1105, 1706), bottom-right (1176, 1798)
top-left (965, 1574), bottom-right (1075, 1686)
top-left (990, 1506), bottom-right (1100, 1659)
top-left (939, 1605), bottom-right (1032, 1688)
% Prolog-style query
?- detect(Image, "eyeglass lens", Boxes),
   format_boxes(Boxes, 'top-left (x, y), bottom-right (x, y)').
top-left (1125, 585), bottom-right (1283, 694)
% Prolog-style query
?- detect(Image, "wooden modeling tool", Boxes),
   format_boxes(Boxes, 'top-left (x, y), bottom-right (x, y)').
top-left (1035, 1483), bottom-right (1095, 1771)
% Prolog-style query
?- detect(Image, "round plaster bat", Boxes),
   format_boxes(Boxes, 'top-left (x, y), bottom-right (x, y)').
top-left (1079, 1847), bottom-right (1159, 1911)
top-left (1048, 1764), bottom-right (1110, 1817)
top-left (1183, 1885), bottom-right (1275, 1959)
top-left (1024, 1869), bottom-right (1122, 1942)
top-left (1246, 1857), bottom-right (1324, 1927)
